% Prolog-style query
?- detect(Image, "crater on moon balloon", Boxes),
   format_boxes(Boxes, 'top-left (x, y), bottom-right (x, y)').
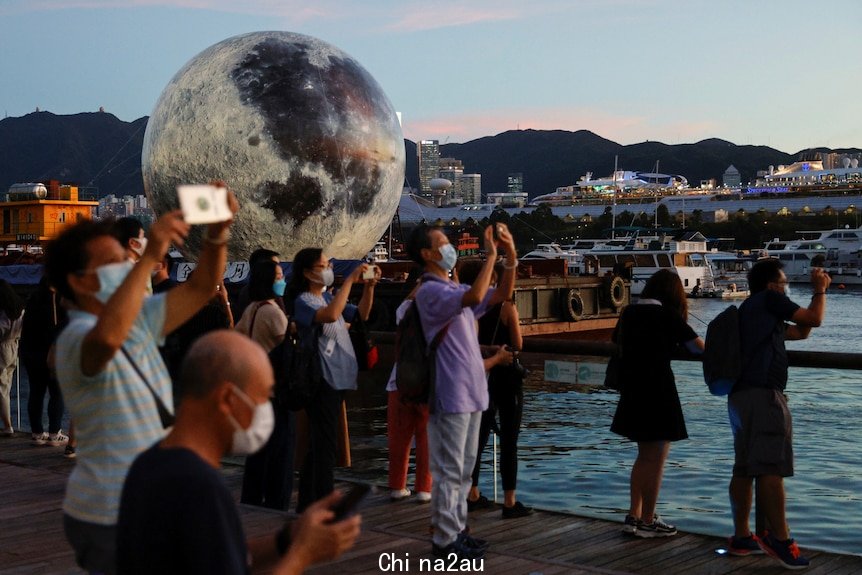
top-left (142, 31), bottom-right (405, 261)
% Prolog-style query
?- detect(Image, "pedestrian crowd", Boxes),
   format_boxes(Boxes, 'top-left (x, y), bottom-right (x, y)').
top-left (0, 183), bottom-right (831, 573)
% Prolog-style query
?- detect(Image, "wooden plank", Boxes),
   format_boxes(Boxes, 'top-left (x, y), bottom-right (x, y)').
top-left (2, 434), bottom-right (862, 575)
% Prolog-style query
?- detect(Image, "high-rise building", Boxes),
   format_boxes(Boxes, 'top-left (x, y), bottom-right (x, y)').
top-left (458, 173), bottom-right (482, 204)
top-left (507, 172), bottom-right (524, 195)
top-left (438, 157), bottom-right (464, 204)
top-left (418, 140), bottom-right (440, 196)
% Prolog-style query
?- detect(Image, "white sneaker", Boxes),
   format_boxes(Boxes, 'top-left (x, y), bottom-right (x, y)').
top-left (32, 432), bottom-right (49, 444)
top-left (416, 491), bottom-right (431, 503)
top-left (48, 430), bottom-right (69, 447)
top-left (390, 488), bottom-right (411, 501)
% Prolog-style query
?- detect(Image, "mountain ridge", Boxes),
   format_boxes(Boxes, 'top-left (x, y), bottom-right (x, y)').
top-left (1, 112), bottom-right (858, 200)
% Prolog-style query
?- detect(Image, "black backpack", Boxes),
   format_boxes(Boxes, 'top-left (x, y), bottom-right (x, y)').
top-left (702, 305), bottom-right (741, 396)
top-left (394, 301), bottom-right (449, 404)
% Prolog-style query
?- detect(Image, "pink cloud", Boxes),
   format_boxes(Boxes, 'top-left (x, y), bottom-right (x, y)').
top-left (384, 5), bottom-right (523, 32)
top-left (401, 107), bottom-right (720, 146)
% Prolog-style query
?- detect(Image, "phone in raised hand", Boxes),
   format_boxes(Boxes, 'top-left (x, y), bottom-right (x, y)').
top-left (177, 184), bottom-right (231, 224)
top-left (362, 264), bottom-right (378, 281)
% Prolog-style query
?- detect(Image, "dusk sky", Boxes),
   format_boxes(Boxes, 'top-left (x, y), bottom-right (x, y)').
top-left (1, 0), bottom-right (859, 154)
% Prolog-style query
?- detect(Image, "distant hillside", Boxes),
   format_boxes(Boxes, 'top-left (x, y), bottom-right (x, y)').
top-left (0, 111), bottom-right (147, 197)
top-left (1, 112), bottom-right (858, 200)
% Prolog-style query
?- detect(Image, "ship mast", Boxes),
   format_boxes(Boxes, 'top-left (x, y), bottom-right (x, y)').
top-left (611, 155), bottom-right (618, 239)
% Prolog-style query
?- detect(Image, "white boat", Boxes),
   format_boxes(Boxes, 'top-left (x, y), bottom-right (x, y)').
top-left (521, 243), bottom-right (582, 275)
top-left (365, 242), bottom-right (390, 263)
top-left (762, 226), bottom-right (862, 285)
top-left (690, 252), bottom-right (754, 297)
top-left (583, 231), bottom-right (712, 296)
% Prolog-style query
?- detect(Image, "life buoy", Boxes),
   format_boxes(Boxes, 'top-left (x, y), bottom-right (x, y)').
top-left (603, 276), bottom-right (626, 309)
top-left (563, 289), bottom-right (584, 322)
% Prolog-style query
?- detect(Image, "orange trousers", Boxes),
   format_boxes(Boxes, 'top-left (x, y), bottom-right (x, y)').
top-left (387, 390), bottom-right (432, 493)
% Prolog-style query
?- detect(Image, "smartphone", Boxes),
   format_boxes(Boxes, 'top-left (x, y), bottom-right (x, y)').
top-left (330, 483), bottom-right (371, 521)
top-left (177, 184), bottom-right (231, 224)
top-left (362, 264), bottom-right (378, 281)
top-left (493, 224), bottom-right (503, 240)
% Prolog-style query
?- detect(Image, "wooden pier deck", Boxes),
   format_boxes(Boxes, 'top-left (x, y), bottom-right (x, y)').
top-left (2, 435), bottom-right (860, 574)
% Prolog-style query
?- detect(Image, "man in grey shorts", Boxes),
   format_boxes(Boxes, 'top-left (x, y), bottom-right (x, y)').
top-left (726, 259), bottom-right (830, 569)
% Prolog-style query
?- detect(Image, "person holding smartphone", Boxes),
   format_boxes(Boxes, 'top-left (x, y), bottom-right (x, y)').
top-left (287, 249), bottom-right (379, 513)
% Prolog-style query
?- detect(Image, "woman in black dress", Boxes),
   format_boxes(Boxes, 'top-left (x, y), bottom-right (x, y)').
top-left (611, 269), bottom-right (703, 538)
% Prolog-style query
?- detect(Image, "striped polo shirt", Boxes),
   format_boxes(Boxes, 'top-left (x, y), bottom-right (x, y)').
top-left (56, 295), bottom-right (171, 525)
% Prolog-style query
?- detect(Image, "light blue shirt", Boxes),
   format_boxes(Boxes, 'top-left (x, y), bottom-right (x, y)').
top-left (294, 291), bottom-right (359, 391)
top-left (56, 295), bottom-right (170, 525)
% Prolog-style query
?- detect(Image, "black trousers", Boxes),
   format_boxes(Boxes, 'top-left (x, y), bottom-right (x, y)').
top-left (471, 370), bottom-right (524, 492)
top-left (297, 384), bottom-right (344, 512)
top-left (241, 401), bottom-right (296, 511)
top-left (23, 354), bottom-right (65, 435)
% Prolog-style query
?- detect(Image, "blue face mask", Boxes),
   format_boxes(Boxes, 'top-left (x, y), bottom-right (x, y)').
top-left (273, 278), bottom-right (286, 297)
top-left (438, 243), bottom-right (458, 272)
top-left (94, 260), bottom-right (134, 303)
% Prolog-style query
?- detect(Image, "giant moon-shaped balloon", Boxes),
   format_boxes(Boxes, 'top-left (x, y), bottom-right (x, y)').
top-left (142, 31), bottom-right (405, 261)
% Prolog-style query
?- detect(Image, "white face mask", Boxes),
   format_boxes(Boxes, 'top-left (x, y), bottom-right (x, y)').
top-left (94, 260), bottom-right (134, 303)
top-left (317, 267), bottom-right (335, 287)
top-left (130, 236), bottom-right (147, 257)
top-left (438, 243), bottom-right (458, 272)
top-left (227, 384), bottom-right (274, 456)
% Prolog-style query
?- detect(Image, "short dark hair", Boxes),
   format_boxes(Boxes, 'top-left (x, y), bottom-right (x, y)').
top-left (249, 248), bottom-right (279, 267)
top-left (112, 216), bottom-right (144, 248)
top-left (248, 260), bottom-right (279, 302)
top-left (406, 224), bottom-right (436, 266)
top-left (748, 258), bottom-right (783, 294)
top-left (44, 219), bottom-right (117, 303)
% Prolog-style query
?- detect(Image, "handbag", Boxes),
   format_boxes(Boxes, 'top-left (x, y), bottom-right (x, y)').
top-left (349, 315), bottom-right (378, 371)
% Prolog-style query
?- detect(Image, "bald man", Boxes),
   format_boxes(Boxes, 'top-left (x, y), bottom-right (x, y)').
top-left (117, 331), bottom-right (360, 575)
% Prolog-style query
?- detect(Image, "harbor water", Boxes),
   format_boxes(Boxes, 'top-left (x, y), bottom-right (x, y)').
top-left (344, 288), bottom-right (862, 556)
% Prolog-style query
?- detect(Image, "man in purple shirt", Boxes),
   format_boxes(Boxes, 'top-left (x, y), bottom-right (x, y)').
top-left (406, 222), bottom-right (517, 560)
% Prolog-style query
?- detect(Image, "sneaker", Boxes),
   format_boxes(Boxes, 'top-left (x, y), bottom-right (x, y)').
top-left (32, 432), bottom-right (49, 444)
top-left (64, 445), bottom-right (77, 459)
top-left (432, 536), bottom-right (486, 561)
top-left (390, 488), bottom-right (411, 502)
top-left (727, 533), bottom-right (764, 556)
top-left (758, 531), bottom-right (809, 570)
top-left (622, 514), bottom-right (641, 535)
top-left (416, 491), bottom-right (431, 504)
top-left (634, 515), bottom-right (677, 538)
top-left (48, 430), bottom-right (69, 447)
top-left (502, 501), bottom-right (533, 519)
top-left (466, 494), bottom-right (493, 512)
top-left (0, 427), bottom-right (14, 437)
